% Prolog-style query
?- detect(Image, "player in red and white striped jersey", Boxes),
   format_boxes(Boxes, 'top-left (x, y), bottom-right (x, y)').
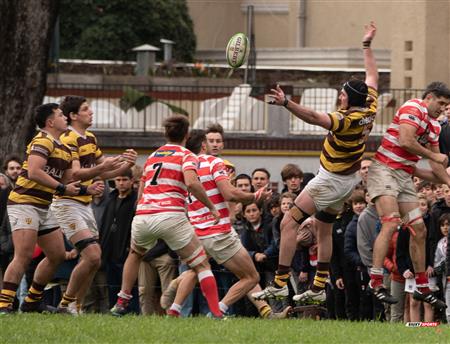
top-left (374, 98), bottom-right (442, 174)
top-left (163, 130), bottom-right (291, 318)
top-left (111, 115), bottom-right (223, 318)
top-left (367, 82), bottom-right (450, 309)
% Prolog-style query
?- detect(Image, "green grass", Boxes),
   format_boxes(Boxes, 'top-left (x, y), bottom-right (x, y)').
top-left (0, 314), bottom-right (449, 343)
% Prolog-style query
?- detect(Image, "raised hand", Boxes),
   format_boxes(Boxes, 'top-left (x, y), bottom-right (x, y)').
top-left (363, 21), bottom-right (376, 42)
top-left (267, 84), bottom-right (287, 106)
top-left (121, 149), bottom-right (138, 165)
top-left (102, 156), bottom-right (123, 171)
top-left (254, 185), bottom-right (272, 202)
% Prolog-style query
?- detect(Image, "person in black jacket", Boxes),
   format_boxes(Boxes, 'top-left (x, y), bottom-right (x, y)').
top-left (328, 201), bottom-right (353, 320)
top-left (100, 169), bottom-right (139, 313)
top-left (344, 190), bottom-right (375, 320)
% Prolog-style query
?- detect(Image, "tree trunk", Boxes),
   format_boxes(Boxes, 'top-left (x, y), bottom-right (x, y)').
top-left (0, 0), bottom-right (59, 167)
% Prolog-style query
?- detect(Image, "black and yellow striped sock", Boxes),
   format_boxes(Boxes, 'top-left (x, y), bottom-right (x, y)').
top-left (0, 282), bottom-right (18, 308)
top-left (274, 272), bottom-right (290, 288)
top-left (24, 281), bottom-right (45, 303)
top-left (258, 304), bottom-right (272, 318)
top-left (311, 262), bottom-right (329, 292)
top-left (60, 293), bottom-right (77, 307)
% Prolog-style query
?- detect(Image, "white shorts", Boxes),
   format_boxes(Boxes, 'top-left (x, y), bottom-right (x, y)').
top-left (7, 204), bottom-right (59, 233)
top-left (367, 160), bottom-right (418, 203)
top-left (304, 166), bottom-right (361, 212)
top-left (132, 212), bottom-right (194, 252)
top-left (51, 199), bottom-right (98, 240)
top-left (200, 230), bottom-right (243, 265)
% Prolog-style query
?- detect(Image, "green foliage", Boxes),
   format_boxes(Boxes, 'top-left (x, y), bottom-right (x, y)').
top-left (0, 314), bottom-right (448, 343)
top-left (120, 86), bottom-right (154, 112)
top-left (120, 86), bottom-right (189, 116)
top-left (59, 0), bottom-right (196, 62)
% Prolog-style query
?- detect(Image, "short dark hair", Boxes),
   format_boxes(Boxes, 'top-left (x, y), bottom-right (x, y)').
top-left (117, 168), bottom-right (133, 179)
top-left (267, 195), bottom-right (280, 209)
top-left (60, 95), bottom-right (87, 125)
top-left (243, 201), bottom-right (263, 213)
top-left (438, 213), bottom-right (450, 227)
top-left (422, 82), bottom-right (450, 100)
top-left (281, 164), bottom-right (303, 182)
top-left (206, 123), bottom-right (224, 140)
top-left (235, 174), bottom-right (253, 191)
top-left (163, 115), bottom-right (190, 143)
top-left (3, 155), bottom-right (22, 171)
top-left (186, 129), bottom-right (206, 154)
top-left (418, 180), bottom-right (435, 191)
top-left (34, 103), bottom-right (59, 129)
top-left (252, 168), bottom-right (270, 180)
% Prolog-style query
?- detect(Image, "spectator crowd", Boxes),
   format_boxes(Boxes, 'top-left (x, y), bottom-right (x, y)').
top-left (1, 118), bottom-right (450, 323)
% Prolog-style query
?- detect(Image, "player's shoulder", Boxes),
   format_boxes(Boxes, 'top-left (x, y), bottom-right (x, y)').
top-left (85, 130), bottom-right (97, 141)
top-left (32, 131), bottom-right (55, 148)
top-left (400, 99), bottom-right (427, 117)
top-left (60, 128), bottom-right (79, 144)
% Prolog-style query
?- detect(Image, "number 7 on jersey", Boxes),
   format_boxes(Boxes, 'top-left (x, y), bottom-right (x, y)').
top-left (150, 162), bottom-right (163, 185)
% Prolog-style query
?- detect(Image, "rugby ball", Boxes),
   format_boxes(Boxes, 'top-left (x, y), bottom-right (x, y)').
top-left (226, 33), bottom-right (250, 69)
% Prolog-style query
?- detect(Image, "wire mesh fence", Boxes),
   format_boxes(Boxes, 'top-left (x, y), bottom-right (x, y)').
top-left (46, 83), bottom-right (425, 136)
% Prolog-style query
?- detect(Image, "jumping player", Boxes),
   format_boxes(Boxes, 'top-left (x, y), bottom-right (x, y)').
top-left (253, 22), bottom-right (378, 303)
top-left (367, 82), bottom-right (450, 310)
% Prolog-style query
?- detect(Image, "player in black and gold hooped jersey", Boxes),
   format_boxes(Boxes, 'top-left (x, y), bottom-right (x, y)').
top-left (0, 103), bottom-right (83, 314)
top-left (54, 95), bottom-right (137, 314)
top-left (253, 22), bottom-right (379, 304)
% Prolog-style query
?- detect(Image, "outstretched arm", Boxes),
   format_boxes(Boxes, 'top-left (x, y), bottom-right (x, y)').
top-left (268, 85), bottom-right (332, 130)
top-left (363, 21), bottom-right (378, 90)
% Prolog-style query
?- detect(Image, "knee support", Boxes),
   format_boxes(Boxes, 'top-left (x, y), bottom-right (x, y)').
top-left (74, 237), bottom-right (98, 253)
top-left (315, 210), bottom-right (337, 224)
top-left (403, 208), bottom-right (423, 237)
top-left (184, 246), bottom-right (207, 268)
top-left (289, 205), bottom-right (311, 225)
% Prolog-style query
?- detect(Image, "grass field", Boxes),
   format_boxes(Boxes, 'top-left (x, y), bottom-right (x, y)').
top-left (1, 314), bottom-right (449, 343)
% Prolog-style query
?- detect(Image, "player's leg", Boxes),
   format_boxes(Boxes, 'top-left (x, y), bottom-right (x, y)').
top-left (160, 270), bottom-right (191, 311)
top-left (176, 236), bottom-right (221, 317)
top-left (59, 229), bottom-right (101, 313)
top-left (166, 269), bottom-right (197, 317)
top-left (369, 195), bottom-right (400, 303)
top-left (220, 246), bottom-right (259, 309)
top-left (20, 228), bottom-right (66, 313)
top-left (293, 208), bottom-right (337, 303)
top-left (399, 202), bottom-right (446, 310)
top-left (0, 229), bottom-right (37, 313)
top-left (253, 190), bottom-right (315, 300)
top-left (222, 246), bottom-right (290, 318)
top-left (247, 284), bottom-right (291, 318)
top-left (367, 161), bottom-right (403, 304)
top-left (0, 205), bottom-right (42, 313)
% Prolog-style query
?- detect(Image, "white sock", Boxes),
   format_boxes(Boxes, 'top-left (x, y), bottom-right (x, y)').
top-left (117, 290), bottom-right (133, 300)
top-left (169, 303), bottom-right (182, 313)
top-left (219, 301), bottom-right (228, 314)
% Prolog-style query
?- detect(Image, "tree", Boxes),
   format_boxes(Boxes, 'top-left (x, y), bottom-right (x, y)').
top-left (60, 0), bottom-right (196, 62)
top-left (0, 0), bottom-right (59, 167)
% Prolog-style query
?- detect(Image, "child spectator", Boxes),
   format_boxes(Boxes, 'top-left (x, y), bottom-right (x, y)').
top-left (433, 213), bottom-right (450, 322)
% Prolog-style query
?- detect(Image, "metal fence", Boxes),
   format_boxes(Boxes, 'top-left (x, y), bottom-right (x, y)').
top-left (46, 83), bottom-right (425, 136)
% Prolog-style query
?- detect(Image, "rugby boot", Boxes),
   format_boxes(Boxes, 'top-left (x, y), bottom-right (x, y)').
top-left (251, 284), bottom-right (289, 301)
